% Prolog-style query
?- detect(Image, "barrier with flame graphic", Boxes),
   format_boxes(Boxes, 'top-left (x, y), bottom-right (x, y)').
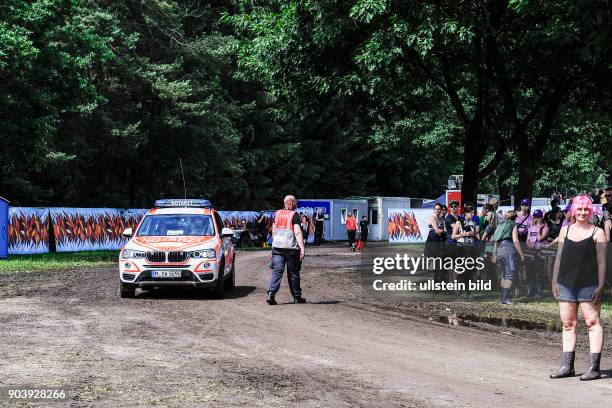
top-left (387, 209), bottom-right (423, 243)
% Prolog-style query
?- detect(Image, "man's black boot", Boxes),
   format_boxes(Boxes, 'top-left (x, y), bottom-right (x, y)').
top-left (550, 351), bottom-right (575, 379)
top-left (266, 292), bottom-right (277, 305)
top-left (580, 352), bottom-right (601, 381)
top-left (293, 296), bottom-right (306, 304)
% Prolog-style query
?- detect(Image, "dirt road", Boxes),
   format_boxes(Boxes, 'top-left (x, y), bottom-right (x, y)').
top-left (1, 245), bottom-right (611, 407)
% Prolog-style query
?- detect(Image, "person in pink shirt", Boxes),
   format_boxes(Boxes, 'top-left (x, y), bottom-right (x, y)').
top-left (525, 210), bottom-right (549, 300)
top-left (514, 198), bottom-right (533, 297)
top-left (516, 198), bottom-right (533, 242)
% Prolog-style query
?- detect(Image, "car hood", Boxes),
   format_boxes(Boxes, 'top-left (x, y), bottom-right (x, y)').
top-left (128, 236), bottom-right (218, 252)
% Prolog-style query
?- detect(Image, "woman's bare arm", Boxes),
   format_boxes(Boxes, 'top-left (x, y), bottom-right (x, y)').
top-left (451, 222), bottom-right (463, 240)
top-left (512, 226), bottom-right (524, 259)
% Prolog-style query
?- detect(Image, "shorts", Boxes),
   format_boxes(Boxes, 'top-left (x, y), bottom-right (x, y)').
top-left (498, 253), bottom-right (518, 281)
top-left (557, 284), bottom-right (600, 303)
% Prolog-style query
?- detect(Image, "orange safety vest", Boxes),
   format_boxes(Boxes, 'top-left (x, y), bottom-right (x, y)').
top-left (346, 217), bottom-right (357, 231)
top-left (272, 209), bottom-right (300, 250)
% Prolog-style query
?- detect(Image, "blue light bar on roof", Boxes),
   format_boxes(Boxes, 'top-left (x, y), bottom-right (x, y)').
top-left (154, 199), bottom-right (212, 208)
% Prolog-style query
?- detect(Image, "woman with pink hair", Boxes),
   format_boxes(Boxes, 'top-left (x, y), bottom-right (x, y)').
top-left (550, 195), bottom-right (607, 380)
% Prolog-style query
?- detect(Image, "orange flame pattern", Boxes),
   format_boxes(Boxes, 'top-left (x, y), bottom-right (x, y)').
top-left (51, 210), bottom-right (144, 249)
top-left (388, 211), bottom-right (422, 241)
top-left (8, 211), bottom-right (49, 249)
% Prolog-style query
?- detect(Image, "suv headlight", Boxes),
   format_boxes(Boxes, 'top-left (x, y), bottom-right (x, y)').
top-left (122, 249), bottom-right (147, 259)
top-left (188, 249), bottom-right (216, 259)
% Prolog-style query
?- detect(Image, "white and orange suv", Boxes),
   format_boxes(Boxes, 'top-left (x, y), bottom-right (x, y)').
top-left (119, 199), bottom-right (236, 298)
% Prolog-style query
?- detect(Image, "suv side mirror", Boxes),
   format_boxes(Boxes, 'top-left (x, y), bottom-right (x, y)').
top-left (122, 228), bottom-right (133, 237)
top-left (221, 227), bottom-right (234, 237)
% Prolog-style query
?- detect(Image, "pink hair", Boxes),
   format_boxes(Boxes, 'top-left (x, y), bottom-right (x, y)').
top-left (570, 194), bottom-right (593, 218)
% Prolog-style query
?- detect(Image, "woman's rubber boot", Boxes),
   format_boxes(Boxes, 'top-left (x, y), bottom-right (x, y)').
top-left (579, 352), bottom-right (601, 381)
top-left (550, 351), bottom-right (575, 379)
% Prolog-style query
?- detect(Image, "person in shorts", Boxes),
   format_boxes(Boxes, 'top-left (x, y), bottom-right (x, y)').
top-left (550, 195), bottom-right (607, 381)
top-left (491, 211), bottom-right (525, 304)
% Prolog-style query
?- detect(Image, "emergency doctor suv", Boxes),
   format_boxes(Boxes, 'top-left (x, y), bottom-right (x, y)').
top-left (119, 199), bottom-right (236, 298)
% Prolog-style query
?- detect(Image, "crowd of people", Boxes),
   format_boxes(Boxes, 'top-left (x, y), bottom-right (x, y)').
top-left (225, 209), bottom-right (326, 248)
top-left (424, 187), bottom-right (612, 304)
top-left (424, 189), bottom-right (610, 380)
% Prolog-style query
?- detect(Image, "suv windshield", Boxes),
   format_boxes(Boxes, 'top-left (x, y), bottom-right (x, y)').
top-left (136, 215), bottom-right (215, 237)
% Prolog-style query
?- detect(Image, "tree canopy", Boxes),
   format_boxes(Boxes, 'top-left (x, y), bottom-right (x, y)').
top-left (1, 1), bottom-right (609, 209)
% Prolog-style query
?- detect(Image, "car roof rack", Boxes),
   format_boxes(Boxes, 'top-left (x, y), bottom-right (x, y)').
top-left (154, 199), bottom-right (212, 208)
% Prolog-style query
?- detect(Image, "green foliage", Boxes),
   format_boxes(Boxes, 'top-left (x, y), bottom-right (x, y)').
top-left (1, 0), bottom-right (609, 209)
top-left (0, 250), bottom-right (119, 273)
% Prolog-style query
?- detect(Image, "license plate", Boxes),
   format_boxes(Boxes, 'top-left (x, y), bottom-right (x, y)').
top-left (151, 270), bottom-right (182, 278)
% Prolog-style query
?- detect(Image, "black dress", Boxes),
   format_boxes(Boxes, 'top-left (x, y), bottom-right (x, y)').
top-left (425, 217), bottom-right (445, 258)
top-left (558, 226), bottom-right (598, 288)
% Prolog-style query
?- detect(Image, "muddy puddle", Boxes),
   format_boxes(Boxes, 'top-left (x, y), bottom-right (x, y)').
top-left (435, 313), bottom-right (562, 332)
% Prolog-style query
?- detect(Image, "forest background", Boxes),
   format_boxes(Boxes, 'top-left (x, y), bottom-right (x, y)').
top-left (1, 0), bottom-right (610, 209)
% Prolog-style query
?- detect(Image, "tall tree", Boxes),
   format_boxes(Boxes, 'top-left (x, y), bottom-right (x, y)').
top-left (229, 0), bottom-right (611, 204)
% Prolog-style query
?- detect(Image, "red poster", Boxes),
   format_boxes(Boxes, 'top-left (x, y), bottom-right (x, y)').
top-left (446, 190), bottom-right (462, 214)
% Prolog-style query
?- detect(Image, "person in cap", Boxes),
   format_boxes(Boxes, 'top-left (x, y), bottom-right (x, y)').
top-left (266, 195), bottom-right (306, 305)
top-left (444, 200), bottom-right (461, 242)
top-left (525, 209), bottom-right (549, 300)
top-left (516, 198), bottom-right (533, 242)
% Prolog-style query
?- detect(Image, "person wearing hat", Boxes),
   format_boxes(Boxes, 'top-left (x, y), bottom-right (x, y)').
top-left (525, 209), bottom-right (549, 300)
top-left (562, 204), bottom-right (575, 227)
top-left (488, 197), bottom-right (504, 225)
top-left (543, 206), bottom-right (565, 282)
top-left (516, 198), bottom-right (533, 242)
top-left (444, 200), bottom-right (461, 241)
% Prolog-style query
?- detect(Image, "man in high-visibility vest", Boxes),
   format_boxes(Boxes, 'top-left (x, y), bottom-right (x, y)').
top-left (267, 195), bottom-right (306, 305)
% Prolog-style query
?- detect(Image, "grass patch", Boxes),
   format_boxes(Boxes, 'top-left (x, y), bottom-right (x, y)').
top-left (0, 251), bottom-right (119, 273)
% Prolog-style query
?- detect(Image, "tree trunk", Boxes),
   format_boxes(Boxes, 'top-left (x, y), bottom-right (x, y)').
top-left (497, 160), bottom-right (512, 204)
top-left (462, 148), bottom-right (480, 207)
top-left (514, 153), bottom-right (536, 210)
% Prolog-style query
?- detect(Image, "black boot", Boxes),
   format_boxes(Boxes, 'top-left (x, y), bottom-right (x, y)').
top-left (293, 296), bottom-right (306, 304)
top-left (501, 288), bottom-right (515, 305)
top-left (580, 352), bottom-right (601, 381)
top-left (266, 292), bottom-right (277, 305)
top-left (550, 351), bottom-right (575, 379)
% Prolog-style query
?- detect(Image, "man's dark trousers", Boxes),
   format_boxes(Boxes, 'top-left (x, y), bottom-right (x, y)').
top-left (268, 248), bottom-right (302, 297)
top-left (314, 223), bottom-right (323, 245)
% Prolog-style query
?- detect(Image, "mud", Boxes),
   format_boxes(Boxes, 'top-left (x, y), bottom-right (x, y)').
top-left (1, 244), bottom-right (611, 407)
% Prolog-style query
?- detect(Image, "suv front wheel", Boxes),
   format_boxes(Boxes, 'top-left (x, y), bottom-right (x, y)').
top-left (211, 260), bottom-right (225, 299)
top-left (120, 283), bottom-right (136, 298)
